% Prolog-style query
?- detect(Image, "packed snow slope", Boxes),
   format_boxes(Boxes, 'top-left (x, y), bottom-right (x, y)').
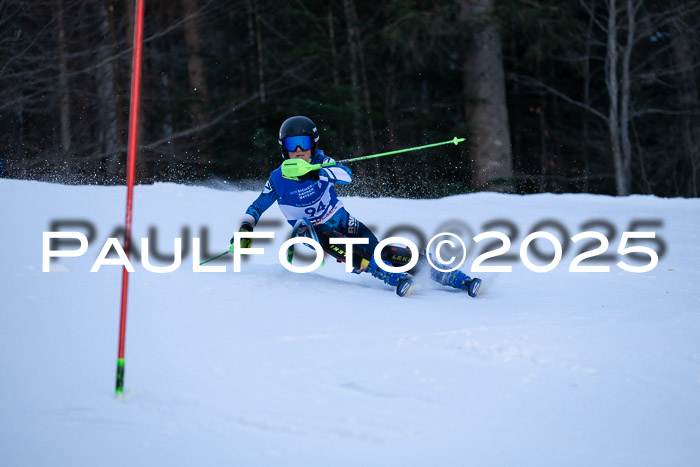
top-left (1, 178), bottom-right (699, 467)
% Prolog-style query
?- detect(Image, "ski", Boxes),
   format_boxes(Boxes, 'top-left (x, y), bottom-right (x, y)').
top-left (467, 278), bottom-right (482, 298)
top-left (396, 277), bottom-right (414, 297)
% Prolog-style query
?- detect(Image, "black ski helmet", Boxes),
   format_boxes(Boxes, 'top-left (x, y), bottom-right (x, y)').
top-left (278, 116), bottom-right (319, 159)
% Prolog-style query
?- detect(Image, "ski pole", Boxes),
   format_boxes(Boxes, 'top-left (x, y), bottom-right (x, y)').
top-left (199, 249), bottom-right (231, 265)
top-left (282, 137), bottom-right (466, 179)
top-left (338, 136), bottom-right (465, 165)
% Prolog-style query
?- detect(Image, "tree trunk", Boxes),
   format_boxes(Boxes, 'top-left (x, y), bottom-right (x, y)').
top-left (352, 4), bottom-right (376, 155)
top-left (619, 0), bottom-right (639, 195)
top-left (327, 6), bottom-right (340, 87)
top-left (244, 0), bottom-right (255, 97)
top-left (671, 1), bottom-right (700, 197)
top-left (57, 0), bottom-right (72, 176)
top-left (461, 0), bottom-right (514, 192)
top-left (343, 0), bottom-right (363, 156)
top-left (182, 0), bottom-right (210, 123)
top-left (384, 61), bottom-right (398, 147)
top-left (253, 0), bottom-right (265, 103)
top-left (182, 0), bottom-right (211, 171)
top-left (15, 101), bottom-right (25, 175)
top-left (606, 0), bottom-right (628, 195)
top-left (96, 1), bottom-right (120, 178)
top-left (582, 4), bottom-right (595, 193)
top-left (160, 4), bottom-right (180, 176)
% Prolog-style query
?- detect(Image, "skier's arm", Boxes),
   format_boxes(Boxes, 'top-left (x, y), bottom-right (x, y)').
top-left (318, 156), bottom-right (352, 185)
top-left (231, 178), bottom-right (278, 250)
top-left (241, 178), bottom-right (278, 228)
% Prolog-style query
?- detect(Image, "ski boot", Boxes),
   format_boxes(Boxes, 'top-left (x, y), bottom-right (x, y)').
top-left (364, 255), bottom-right (414, 297)
top-left (430, 268), bottom-right (481, 297)
top-left (428, 254), bottom-right (481, 297)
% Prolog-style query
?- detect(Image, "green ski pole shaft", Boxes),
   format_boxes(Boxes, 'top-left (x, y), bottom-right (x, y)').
top-left (334, 137), bottom-right (465, 166)
top-left (199, 249), bottom-right (231, 265)
top-left (281, 137), bottom-right (466, 179)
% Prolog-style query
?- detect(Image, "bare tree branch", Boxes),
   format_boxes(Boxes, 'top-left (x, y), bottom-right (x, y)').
top-left (507, 72), bottom-right (608, 121)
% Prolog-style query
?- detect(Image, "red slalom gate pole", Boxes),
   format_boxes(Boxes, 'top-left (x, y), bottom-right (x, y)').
top-left (116, 0), bottom-right (146, 398)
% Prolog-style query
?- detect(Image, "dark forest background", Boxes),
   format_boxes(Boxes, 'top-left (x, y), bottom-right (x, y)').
top-left (1, 0), bottom-right (699, 197)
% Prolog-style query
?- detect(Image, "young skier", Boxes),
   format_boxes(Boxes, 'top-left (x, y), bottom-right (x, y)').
top-left (232, 115), bottom-right (481, 297)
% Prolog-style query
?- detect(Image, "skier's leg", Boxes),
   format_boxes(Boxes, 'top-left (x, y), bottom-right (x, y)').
top-left (382, 244), bottom-right (483, 297)
top-left (320, 210), bottom-right (412, 295)
top-left (427, 253), bottom-right (482, 297)
top-left (318, 209), bottom-right (378, 271)
top-left (314, 219), bottom-right (374, 270)
top-left (379, 245), bottom-right (425, 275)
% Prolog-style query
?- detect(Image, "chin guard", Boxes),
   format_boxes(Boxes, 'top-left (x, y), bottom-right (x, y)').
top-left (281, 158), bottom-right (326, 180)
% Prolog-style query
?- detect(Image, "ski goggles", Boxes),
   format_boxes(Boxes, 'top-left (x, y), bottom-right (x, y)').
top-left (283, 135), bottom-right (313, 152)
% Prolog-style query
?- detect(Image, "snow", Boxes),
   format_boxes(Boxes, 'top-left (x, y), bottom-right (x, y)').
top-left (1, 178), bottom-right (699, 466)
